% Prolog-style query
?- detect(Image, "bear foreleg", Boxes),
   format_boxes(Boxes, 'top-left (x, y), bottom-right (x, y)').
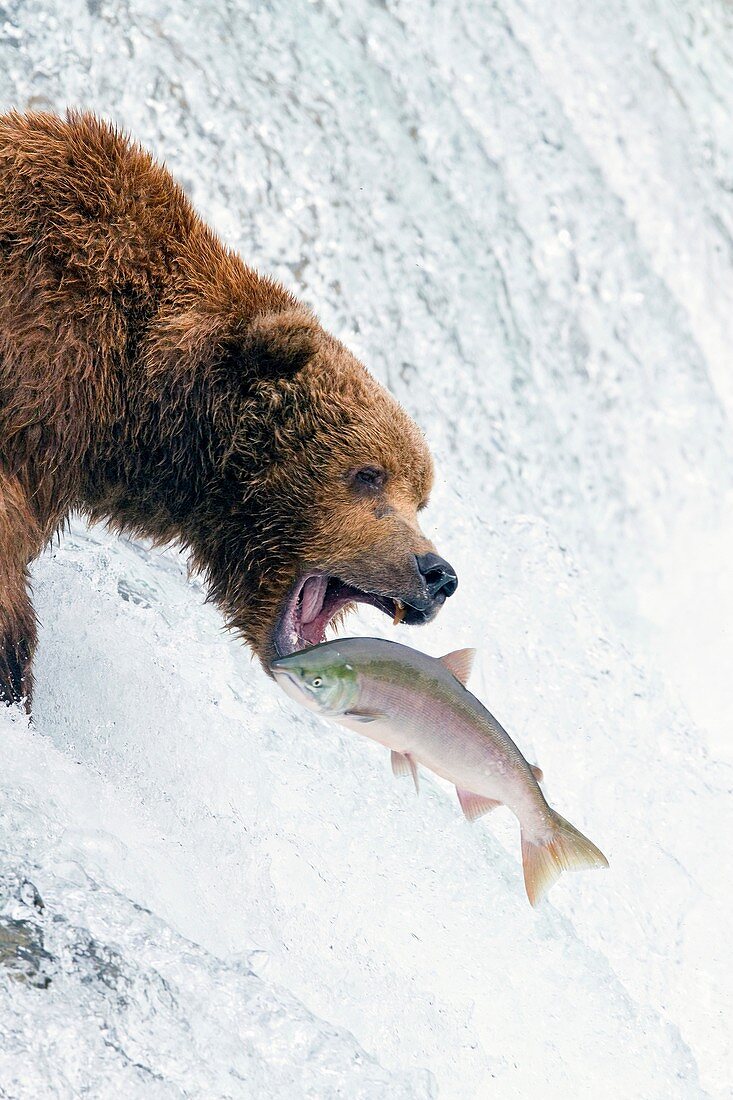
top-left (0, 471), bottom-right (42, 711)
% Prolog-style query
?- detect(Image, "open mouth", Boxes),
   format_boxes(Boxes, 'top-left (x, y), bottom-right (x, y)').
top-left (273, 573), bottom-right (438, 657)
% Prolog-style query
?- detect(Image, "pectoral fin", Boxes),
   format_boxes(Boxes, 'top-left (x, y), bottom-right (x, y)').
top-left (439, 648), bottom-right (476, 686)
top-left (456, 787), bottom-right (502, 822)
top-left (344, 708), bottom-right (384, 724)
top-left (391, 750), bottom-right (419, 793)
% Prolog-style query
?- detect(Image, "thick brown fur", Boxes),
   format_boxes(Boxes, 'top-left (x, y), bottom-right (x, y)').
top-left (0, 111), bottom-right (445, 710)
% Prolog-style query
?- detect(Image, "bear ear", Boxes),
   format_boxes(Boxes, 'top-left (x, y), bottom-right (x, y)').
top-left (242, 309), bottom-right (319, 379)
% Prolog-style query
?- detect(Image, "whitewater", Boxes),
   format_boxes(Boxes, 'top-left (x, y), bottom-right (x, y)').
top-left (1, 1), bottom-right (731, 1097)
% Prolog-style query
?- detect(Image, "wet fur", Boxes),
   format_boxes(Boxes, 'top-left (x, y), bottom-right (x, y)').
top-left (0, 110), bottom-right (434, 708)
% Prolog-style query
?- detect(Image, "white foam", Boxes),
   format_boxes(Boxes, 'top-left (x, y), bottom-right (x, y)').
top-left (1, 1), bottom-right (730, 1095)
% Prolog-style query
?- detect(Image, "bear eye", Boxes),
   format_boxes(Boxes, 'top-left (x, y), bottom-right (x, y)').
top-left (351, 466), bottom-right (386, 492)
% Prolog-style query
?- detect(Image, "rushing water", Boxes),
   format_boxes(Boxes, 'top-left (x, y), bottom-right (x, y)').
top-left (1, 2), bottom-right (731, 1096)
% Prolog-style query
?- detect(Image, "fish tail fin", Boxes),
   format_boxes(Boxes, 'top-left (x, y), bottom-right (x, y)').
top-left (521, 811), bottom-right (608, 908)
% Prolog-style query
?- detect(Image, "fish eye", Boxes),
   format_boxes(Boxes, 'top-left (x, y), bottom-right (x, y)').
top-left (311, 676), bottom-right (323, 688)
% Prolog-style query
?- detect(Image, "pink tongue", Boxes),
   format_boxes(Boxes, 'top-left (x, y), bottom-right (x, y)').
top-left (300, 576), bottom-right (328, 625)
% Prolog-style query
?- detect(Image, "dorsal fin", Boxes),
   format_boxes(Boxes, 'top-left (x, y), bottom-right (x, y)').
top-left (439, 648), bottom-right (476, 686)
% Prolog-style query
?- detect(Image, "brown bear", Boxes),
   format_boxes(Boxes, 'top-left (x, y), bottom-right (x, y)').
top-left (0, 110), bottom-right (457, 710)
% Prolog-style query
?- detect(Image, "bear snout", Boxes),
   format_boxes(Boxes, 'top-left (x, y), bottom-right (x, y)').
top-left (414, 552), bottom-right (458, 601)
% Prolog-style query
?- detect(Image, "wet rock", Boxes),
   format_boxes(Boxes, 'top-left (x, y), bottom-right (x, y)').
top-left (0, 918), bottom-right (53, 989)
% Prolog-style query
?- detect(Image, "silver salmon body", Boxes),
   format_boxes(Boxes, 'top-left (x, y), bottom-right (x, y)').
top-left (271, 637), bottom-right (607, 907)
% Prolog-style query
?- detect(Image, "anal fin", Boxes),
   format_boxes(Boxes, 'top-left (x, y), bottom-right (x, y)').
top-left (456, 788), bottom-right (501, 822)
top-left (391, 750), bottom-right (419, 793)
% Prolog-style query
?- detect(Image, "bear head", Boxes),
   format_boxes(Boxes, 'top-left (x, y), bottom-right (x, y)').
top-left (195, 307), bottom-right (458, 666)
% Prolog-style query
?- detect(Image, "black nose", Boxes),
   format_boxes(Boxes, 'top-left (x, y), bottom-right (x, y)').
top-left (415, 553), bottom-right (458, 600)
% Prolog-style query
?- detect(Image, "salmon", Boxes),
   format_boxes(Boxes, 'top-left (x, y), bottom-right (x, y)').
top-left (271, 637), bottom-right (608, 906)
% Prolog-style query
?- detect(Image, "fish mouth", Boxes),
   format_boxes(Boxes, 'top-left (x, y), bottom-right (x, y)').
top-left (270, 662), bottom-right (310, 695)
top-left (273, 573), bottom-right (442, 657)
